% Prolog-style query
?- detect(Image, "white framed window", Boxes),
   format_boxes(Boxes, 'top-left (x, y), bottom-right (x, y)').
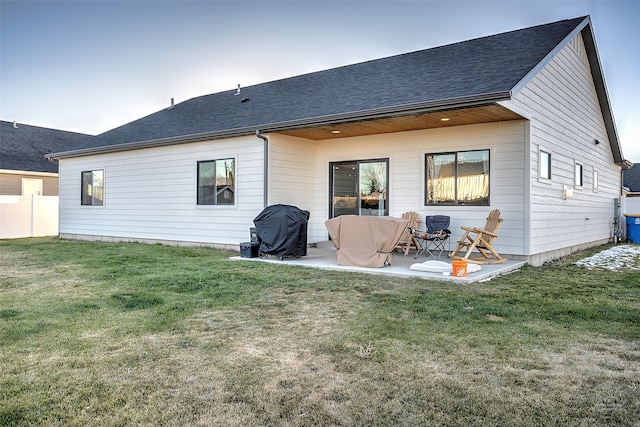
top-left (593, 169), bottom-right (598, 192)
top-left (539, 149), bottom-right (551, 182)
top-left (574, 161), bottom-right (583, 188)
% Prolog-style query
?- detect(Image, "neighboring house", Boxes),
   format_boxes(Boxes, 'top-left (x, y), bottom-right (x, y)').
top-left (1, 120), bottom-right (94, 196)
top-left (1, 120), bottom-right (94, 238)
top-left (47, 16), bottom-right (629, 265)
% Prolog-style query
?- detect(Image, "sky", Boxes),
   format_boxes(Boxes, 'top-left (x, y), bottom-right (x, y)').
top-left (1, 0), bottom-right (639, 162)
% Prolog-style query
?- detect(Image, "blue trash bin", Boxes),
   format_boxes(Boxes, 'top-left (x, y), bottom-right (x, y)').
top-left (625, 214), bottom-right (640, 244)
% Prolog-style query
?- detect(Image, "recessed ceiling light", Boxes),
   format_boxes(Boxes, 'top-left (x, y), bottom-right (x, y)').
top-left (440, 118), bottom-right (450, 122)
top-left (331, 130), bottom-right (341, 134)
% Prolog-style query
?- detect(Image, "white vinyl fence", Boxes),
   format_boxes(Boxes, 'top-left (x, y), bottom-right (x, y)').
top-left (622, 196), bottom-right (640, 216)
top-left (0, 195), bottom-right (59, 238)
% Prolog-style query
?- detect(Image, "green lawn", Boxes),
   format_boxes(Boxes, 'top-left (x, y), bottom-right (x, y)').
top-left (1, 238), bottom-right (639, 426)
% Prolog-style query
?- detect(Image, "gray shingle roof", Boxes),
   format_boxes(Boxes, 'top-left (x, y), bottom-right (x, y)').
top-left (0, 121), bottom-right (94, 173)
top-left (623, 164), bottom-right (640, 192)
top-left (58, 17), bottom-right (597, 156)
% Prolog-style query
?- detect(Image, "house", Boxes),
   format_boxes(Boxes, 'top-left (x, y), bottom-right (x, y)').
top-left (47, 16), bottom-right (629, 266)
top-left (1, 120), bottom-right (94, 196)
top-left (1, 120), bottom-right (94, 238)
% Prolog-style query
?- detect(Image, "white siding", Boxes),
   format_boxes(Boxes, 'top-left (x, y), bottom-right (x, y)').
top-left (270, 122), bottom-right (528, 256)
top-left (58, 136), bottom-right (264, 246)
top-left (505, 32), bottom-right (621, 258)
top-left (60, 123), bottom-right (527, 254)
top-left (268, 135), bottom-right (325, 239)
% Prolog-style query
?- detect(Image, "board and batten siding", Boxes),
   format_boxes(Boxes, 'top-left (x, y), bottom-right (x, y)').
top-left (272, 121), bottom-right (528, 256)
top-left (58, 136), bottom-right (264, 247)
top-left (506, 32), bottom-right (620, 260)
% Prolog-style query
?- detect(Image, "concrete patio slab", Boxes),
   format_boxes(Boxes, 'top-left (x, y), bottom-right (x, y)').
top-left (231, 244), bottom-right (526, 284)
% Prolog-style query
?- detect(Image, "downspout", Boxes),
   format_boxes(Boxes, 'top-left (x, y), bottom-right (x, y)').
top-left (256, 130), bottom-right (269, 208)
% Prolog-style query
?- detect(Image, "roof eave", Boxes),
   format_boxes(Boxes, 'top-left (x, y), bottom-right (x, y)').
top-left (510, 16), bottom-right (627, 166)
top-left (0, 169), bottom-right (59, 177)
top-left (46, 91), bottom-right (512, 160)
top-left (580, 19), bottom-right (626, 165)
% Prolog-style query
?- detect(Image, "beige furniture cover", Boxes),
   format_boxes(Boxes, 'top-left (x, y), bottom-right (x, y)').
top-left (325, 215), bottom-right (410, 268)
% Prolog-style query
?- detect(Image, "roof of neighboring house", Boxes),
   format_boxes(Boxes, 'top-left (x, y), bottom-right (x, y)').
top-left (48, 16), bottom-right (624, 164)
top-left (623, 163), bottom-right (640, 192)
top-left (0, 120), bottom-right (94, 173)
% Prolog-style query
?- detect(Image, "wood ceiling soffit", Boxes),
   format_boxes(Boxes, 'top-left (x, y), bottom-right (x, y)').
top-left (279, 105), bottom-right (524, 140)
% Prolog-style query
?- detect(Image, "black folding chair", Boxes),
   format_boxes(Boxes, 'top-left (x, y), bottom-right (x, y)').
top-left (413, 215), bottom-right (451, 259)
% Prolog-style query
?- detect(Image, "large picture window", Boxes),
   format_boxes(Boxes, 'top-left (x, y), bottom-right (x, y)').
top-left (197, 158), bottom-right (235, 205)
top-left (425, 150), bottom-right (489, 205)
top-left (81, 170), bottom-right (104, 206)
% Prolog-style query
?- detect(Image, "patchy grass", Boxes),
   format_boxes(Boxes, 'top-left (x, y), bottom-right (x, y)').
top-left (1, 237), bottom-right (639, 426)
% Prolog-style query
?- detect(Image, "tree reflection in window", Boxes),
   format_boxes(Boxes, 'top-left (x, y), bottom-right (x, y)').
top-left (359, 161), bottom-right (387, 216)
top-left (197, 158), bottom-right (235, 205)
top-left (426, 150), bottom-right (489, 205)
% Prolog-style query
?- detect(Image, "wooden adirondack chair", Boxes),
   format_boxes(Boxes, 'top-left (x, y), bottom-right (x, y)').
top-left (449, 209), bottom-right (507, 264)
top-left (394, 211), bottom-right (420, 256)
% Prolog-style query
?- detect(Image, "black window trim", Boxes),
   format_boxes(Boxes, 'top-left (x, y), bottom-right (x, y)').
top-left (80, 169), bottom-right (104, 207)
top-left (424, 149), bottom-right (490, 206)
top-left (197, 158), bottom-right (236, 206)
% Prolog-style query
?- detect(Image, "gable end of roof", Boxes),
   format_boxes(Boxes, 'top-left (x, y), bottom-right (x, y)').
top-left (509, 16), bottom-right (625, 165)
top-left (580, 20), bottom-right (624, 164)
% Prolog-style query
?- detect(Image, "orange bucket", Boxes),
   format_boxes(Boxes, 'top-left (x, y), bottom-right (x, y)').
top-left (451, 260), bottom-right (467, 277)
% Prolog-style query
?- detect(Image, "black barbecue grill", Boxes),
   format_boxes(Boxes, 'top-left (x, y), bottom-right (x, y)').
top-left (252, 204), bottom-right (310, 260)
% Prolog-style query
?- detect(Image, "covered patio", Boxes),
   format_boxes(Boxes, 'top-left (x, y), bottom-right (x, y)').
top-left (232, 242), bottom-right (527, 284)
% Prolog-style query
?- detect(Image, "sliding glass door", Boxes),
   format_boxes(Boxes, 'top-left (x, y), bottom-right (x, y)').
top-left (330, 159), bottom-right (388, 218)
